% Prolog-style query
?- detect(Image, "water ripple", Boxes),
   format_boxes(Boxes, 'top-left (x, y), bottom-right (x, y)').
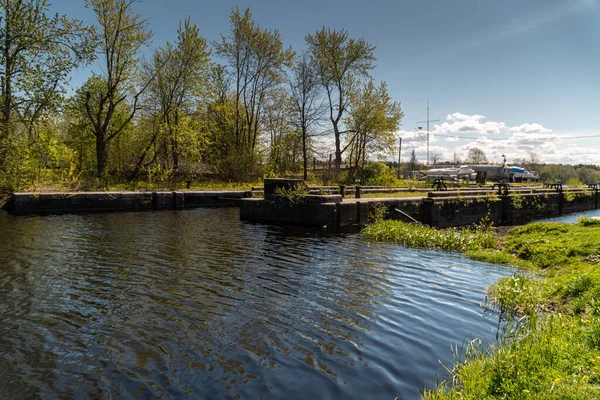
top-left (0, 209), bottom-right (513, 399)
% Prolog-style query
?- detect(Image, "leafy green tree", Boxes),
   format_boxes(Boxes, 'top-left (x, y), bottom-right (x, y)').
top-left (84, 0), bottom-right (153, 177)
top-left (204, 96), bottom-right (237, 175)
top-left (31, 118), bottom-right (79, 186)
top-left (66, 75), bottom-right (133, 175)
top-left (538, 164), bottom-right (578, 183)
top-left (345, 80), bottom-right (402, 171)
top-left (0, 0), bottom-right (96, 169)
top-left (577, 167), bottom-right (600, 184)
top-left (143, 17), bottom-right (212, 178)
top-left (306, 27), bottom-right (376, 169)
top-left (214, 7), bottom-right (294, 178)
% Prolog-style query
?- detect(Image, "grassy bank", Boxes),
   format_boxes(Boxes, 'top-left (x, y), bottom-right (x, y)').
top-left (361, 218), bottom-right (600, 398)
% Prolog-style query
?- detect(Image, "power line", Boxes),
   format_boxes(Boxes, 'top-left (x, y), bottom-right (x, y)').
top-left (402, 133), bottom-right (600, 142)
top-left (414, 128), bottom-right (427, 142)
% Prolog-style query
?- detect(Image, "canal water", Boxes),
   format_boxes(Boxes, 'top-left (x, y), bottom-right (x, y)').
top-left (0, 208), bottom-right (512, 399)
top-left (533, 208), bottom-right (600, 224)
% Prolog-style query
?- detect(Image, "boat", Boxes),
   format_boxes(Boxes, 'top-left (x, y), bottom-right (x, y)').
top-left (423, 166), bottom-right (475, 180)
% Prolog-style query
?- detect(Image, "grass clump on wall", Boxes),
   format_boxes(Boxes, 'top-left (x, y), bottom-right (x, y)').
top-left (361, 220), bottom-right (497, 253)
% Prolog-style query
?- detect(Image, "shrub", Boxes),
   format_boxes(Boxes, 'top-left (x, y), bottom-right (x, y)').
top-left (354, 162), bottom-right (400, 186)
top-left (566, 177), bottom-right (583, 187)
top-left (579, 217), bottom-right (600, 227)
top-left (274, 184), bottom-right (309, 204)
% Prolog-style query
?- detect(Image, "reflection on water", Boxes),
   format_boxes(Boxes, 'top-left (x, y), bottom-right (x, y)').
top-left (0, 209), bottom-right (512, 399)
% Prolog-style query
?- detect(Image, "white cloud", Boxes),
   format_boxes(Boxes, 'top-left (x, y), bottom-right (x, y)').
top-left (398, 129), bottom-right (424, 140)
top-left (316, 114), bottom-right (600, 166)
top-left (509, 123), bottom-right (552, 134)
top-left (433, 112), bottom-right (506, 135)
top-left (446, 112), bottom-right (485, 122)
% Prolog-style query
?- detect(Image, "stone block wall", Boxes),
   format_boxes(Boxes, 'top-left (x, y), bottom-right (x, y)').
top-left (239, 199), bottom-right (337, 227)
top-left (422, 196), bottom-right (502, 228)
top-left (7, 190), bottom-right (253, 214)
top-left (562, 190), bottom-right (597, 214)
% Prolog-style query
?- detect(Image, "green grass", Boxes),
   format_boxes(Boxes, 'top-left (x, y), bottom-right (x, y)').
top-left (361, 219), bottom-right (497, 253)
top-left (103, 179), bottom-right (263, 192)
top-left (424, 314), bottom-right (600, 399)
top-left (17, 178), bottom-right (263, 192)
top-left (362, 218), bottom-right (600, 399)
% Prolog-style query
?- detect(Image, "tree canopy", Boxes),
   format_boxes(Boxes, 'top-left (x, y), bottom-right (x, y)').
top-left (0, 0), bottom-right (96, 172)
top-left (306, 27), bottom-right (376, 169)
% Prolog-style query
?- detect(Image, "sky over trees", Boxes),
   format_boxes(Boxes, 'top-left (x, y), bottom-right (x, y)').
top-left (0, 0), bottom-right (597, 191)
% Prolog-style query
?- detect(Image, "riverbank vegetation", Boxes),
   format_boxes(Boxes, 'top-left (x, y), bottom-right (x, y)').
top-left (362, 217), bottom-right (600, 398)
top-left (0, 0), bottom-right (405, 193)
top-left (361, 219), bottom-right (498, 252)
top-left (1, 1), bottom-right (598, 196)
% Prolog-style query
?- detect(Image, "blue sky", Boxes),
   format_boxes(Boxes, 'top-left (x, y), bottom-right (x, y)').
top-left (57, 0), bottom-right (600, 166)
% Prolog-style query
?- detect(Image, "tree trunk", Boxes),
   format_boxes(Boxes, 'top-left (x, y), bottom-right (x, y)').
top-left (96, 135), bottom-right (107, 178)
top-left (333, 122), bottom-right (342, 170)
top-left (361, 132), bottom-right (367, 167)
top-left (302, 126), bottom-right (308, 180)
top-left (170, 123), bottom-right (179, 173)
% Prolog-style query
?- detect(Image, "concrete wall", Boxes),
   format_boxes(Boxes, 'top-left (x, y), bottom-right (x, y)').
top-left (239, 188), bottom-right (599, 229)
top-left (5, 190), bottom-right (252, 214)
top-left (562, 190), bottom-right (597, 214)
top-left (240, 198), bottom-right (337, 227)
top-left (421, 196), bottom-right (502, 228)
top-left (6, 186), bottom-right (597, 228)
top-left (422, 188), bottom-right (598, 228)
top-left (240, 197), bottom-right (424, 229)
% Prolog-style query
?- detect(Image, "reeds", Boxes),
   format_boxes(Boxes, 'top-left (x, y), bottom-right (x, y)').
top-left (361, 220), bottom-right (498, 253)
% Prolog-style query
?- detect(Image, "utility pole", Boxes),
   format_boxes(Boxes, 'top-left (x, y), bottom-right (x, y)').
top-left (417, 99), bottom-right (440, 166)
top-left (397, 137), bottom-right (402, 178)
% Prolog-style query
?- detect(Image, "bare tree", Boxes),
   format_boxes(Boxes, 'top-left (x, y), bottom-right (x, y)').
top-left (527, 151), bottom-right (541, 172)
top-left (512, 157), bottom-right (527, 167)
top-left (409, 149), bottom-right (418, 176)
top-left (289, 52), bottom-right (324, 179)
top-left (214, 8), bottom-right (294, 154)
top-left (264, 87), bottom-right (295, 172)
top-left (465, 147), bottom-right (488, 164)
top-left (452, 151), bottom-right (461, 165)
top-left (430, 152), bottom-right (442, 165)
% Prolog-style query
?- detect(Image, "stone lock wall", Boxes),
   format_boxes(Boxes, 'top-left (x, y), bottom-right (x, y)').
top-left (424, 189), bottom-right (598, 228)
top-left (6, 191), bottom-right (252, 214)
